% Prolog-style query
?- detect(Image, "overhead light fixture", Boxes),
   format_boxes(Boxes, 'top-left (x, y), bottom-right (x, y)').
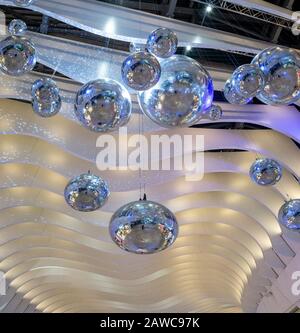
top-left (206, 5), bottom-right (213, 13)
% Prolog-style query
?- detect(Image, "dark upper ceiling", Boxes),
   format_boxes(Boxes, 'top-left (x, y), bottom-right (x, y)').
top-left (100, 0), bottom-right (300, 46)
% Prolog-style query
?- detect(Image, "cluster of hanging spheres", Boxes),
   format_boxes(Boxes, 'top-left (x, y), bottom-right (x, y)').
top-left (0, 13), bottom-right (299, 255)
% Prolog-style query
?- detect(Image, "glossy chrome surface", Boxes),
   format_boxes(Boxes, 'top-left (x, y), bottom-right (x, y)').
top-left (31, 78), bottom-right (61, 117)
top-left (75, 79), bottom-right (132, 132)
top-left (208, 104), bottom-right (223, 121)
top-left (249, 158), bottom-right (282, 186)
top-left (109, 199), bottom-right (178, 254)
top-left (0, 36), bottom-right (36, 76)
top-left (138, 55), bottom-right (214, 127)
top-left (121, 51), bottom-right (161, 91)
top-left (252, 46), bottom-right (300, 105)
top-left (64, 172), bottom-right (110, 212)
top-left (231, 64), bottom-right (265, 99)
top-left (8, 19), bottom-right (27, 36)
top-left (224, 79), bottom-right (252, 105)
top-left (278, 199), bottom-right (300, 231)
top-left (146, 28), bottom-right (178, 58)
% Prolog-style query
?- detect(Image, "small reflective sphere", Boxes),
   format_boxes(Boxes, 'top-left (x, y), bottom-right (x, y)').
top-left (121, 51), bottom-right (161, 91)
top-left (231, 64), bottom-right (265, 98)
top-left (278, 199), bottom-right (300, 231)
top-left (0, 36), bottom-right (36, 76)
top-left (208, 104), bottom-right (222, 121)
top-left (147, 28), bottom-right (178, 58)
top-left (64, 173), bottom-right (110, 212)
top-left (14, 0), bottom-right (34, 6)
top-left (250, 158), bottom-right (282, 186)
top-left (8, 19), bottom-right (27, 36)
top-left (138, 55), bottom-right (214, 128)
top-left (224, 79), bottom-right (252, 105)
top-left (129, 42), bottom-right (146, 53)
top-left (31, 78), bottom-right (61, 117)
top-left (75, 79), bottom-right (132, 132)
top-left (252, 46), bottom-right (300, 105)
top-left (109, 199), bottom-right (178, 254)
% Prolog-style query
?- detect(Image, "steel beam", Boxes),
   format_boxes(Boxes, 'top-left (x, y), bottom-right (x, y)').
top-left (192, 0), bottom-right (293, 29)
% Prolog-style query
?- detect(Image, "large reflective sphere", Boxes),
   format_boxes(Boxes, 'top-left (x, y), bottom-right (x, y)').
top-left (147, 28), bottom-right (178, 58)
top-left (121, 51), bottom-right (161, 91)
top-left (138, 55), bottom-right (214, 128)
top-left (224, 79), bottom-right (252, 105)
top-left (75, 79), bottom-right (132, 132)
top-left (250, 158), bottom-right (282, 186)
top-left (231, 64), bottom-right (265, 98)
top-left (0, 36), bottom-right (36, 76)
top-left (109, 200), bottom-right (178, 254)
top-left (64, 173), bottom-right (110, 212)
top-left (31, 78), bottom-right (61, 117)
top-left (208, 104), bottom-right (222, 121)
top-left (14, 0), bottom-right (34, 6)
top-left (252, 46), bottom-right (300, 105)
top-left (8, 19), bottom-right (27, 36)
top-left (278, 200), bottom-right (300, 231)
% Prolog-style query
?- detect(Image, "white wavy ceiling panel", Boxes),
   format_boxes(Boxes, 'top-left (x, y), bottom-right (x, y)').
top-left (0, 0), bottom-right (277, 53)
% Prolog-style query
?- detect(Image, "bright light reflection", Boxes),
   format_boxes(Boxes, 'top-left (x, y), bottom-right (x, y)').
top-left (206, 5), bottom-right (213, 13)
top-left (104, 19), bottom-right (115, 35)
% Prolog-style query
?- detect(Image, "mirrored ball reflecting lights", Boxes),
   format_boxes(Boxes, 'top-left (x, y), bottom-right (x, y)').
top-left (0, 36), bottom-right (36, 76)
top-left (109, 199), bottom-right (178, 254)
top-left (121, 51), bottom-right (161, 91)
top-left (8, 19), bottom-right (27, 36)
top-left (278, 199), bottom-right (300, 231)
top-left (146, 28), bottom-right (178, 58)
top-left (208, 104), bottom-right (222, 121)
top-left (249, 158), bottom-right (282, 186)
top-left (64, 173), bottom-right (110, 212)
top-left (224, 79), bottom-right (252, 105)
top-left (252, 46), bottom-right (300, 105)
top-left (75, 79), bottom-right (132, 132)
top-left (231, 64), bottom-right (265, 99)
top-left (138, 55), bottom-right (214, 128)
top-left (31, 78), bottom-right (62, 117)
